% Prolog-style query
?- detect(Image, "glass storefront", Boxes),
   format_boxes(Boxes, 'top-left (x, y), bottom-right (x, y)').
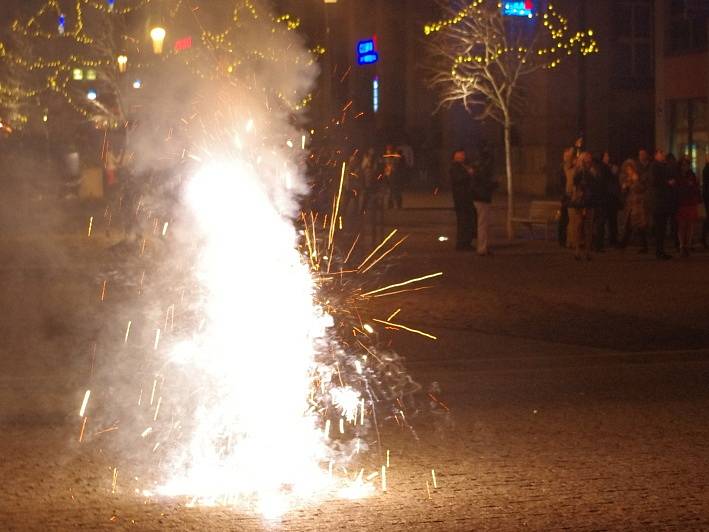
top-left (668, 98), bottom-right (708, 172)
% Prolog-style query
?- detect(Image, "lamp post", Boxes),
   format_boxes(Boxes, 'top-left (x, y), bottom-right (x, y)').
top-left (117, 54), bottom-right (128, 73)
top-left (150, 26), bottom-right (166, 54)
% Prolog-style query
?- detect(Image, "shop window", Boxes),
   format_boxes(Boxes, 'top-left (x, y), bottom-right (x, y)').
top-left (668, 98), bottom-right (708, 172)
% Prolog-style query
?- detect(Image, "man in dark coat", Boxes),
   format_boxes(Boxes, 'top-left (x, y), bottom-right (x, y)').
top-left (591, 154), bottom-right (613, 251)
top-left (450, 149), bottom-right (476, 251)
top-left (651, 149), bottom-right (677, 260)
top-left (601, 152), bottom-right (622, 247)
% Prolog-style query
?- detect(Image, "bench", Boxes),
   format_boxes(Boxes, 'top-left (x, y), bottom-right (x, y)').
top-left (511, 200), bottom-right (560, 240)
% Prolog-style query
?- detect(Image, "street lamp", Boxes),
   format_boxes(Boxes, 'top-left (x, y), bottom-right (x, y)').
top-left (87, 89), bottom-right (97, 100)
top-left (117, 54), bottom-right (128, 73)
top-left (150, 26), bottom-right (166, 54)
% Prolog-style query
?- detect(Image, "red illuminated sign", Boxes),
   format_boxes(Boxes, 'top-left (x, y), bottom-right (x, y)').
top-left (174, 36), bottom-right (193, 53)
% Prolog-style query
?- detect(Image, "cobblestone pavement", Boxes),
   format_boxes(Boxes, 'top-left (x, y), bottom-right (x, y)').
top-left (1, 195), bottom-right (709, 530)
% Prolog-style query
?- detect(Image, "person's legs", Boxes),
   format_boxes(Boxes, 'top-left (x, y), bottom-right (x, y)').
top-left (370, 194), bottom-right (384, 244)
top-left (654, 212), bottom-right (670, 258)
top-left (390, 185), bottom-right (403, 209)
top-left (678, 218), bottom-right (692, 256)
top-left (583, 209), bottom-right (594, 259)
top-left (568, 209), bottom-right (580, 251)
top-left (638, 226), bottom-right (648, 252)
top-left (593, 206), bottom-right (606, 251)
top-left (670, 214), bottom-right (680, 250)
top-left (607, 206), bottom-right (619, 246)
top-left (455, 209), bottom-right (465, 247)
top-left (455, 208), bottom-right (472, 249)
top-left (453, 193), bottom-right (473, 249)
top-left (558, 205), bottom-right (569, 247)
top-left (571, 209), bottom-right (583, 258)
top-left (620, 214), bottom-right (631, 249)
top-left (473, 201), bottom-right (490, 254)
top-left (687, 220), bottom-right (695, 252)
top-left (471, 201), bottom-right (478, 241)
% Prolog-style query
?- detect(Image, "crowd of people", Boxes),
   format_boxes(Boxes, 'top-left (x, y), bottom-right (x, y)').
top-left (448, 141), bottom-right (708, 261)
top-left (559, 145), bottom-right (709, 260)
top-left (308, 143), bottom-right (416, 241)
top-left (96, 135), bottom-right (709, 264)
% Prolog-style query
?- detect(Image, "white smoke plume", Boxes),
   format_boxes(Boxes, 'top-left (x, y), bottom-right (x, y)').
top-left (94, 0), bottom-right (350, 517)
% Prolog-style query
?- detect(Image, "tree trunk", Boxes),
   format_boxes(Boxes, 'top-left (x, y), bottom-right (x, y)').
top-left (504, 117), bottom-right (514, 239)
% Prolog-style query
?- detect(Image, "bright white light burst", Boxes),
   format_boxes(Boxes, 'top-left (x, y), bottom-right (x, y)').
top-left (157, 156), bottom-right (339, 514)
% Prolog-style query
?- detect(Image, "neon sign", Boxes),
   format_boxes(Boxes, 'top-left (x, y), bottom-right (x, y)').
top-left (174, 36), bottom-right (193, 53)
top-left (357, 38), bottom-right (379, 65)
top-left (503, 1), bottom-right (535, 17)
top-left (373, 76), bottom-right (379, 113)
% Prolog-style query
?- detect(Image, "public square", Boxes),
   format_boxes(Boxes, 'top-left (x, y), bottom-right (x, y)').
top-left (1, 191), bottom-right (708, 531)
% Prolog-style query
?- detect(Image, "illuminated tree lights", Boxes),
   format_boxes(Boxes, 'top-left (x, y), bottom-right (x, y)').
top-left (424, 0), bottom-right (598, 238)
top-left (0, 0), bottom-right (317, 127)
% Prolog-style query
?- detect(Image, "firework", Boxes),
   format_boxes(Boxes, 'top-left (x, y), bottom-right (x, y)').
top-left (77, 0), bottom-right (446, 520)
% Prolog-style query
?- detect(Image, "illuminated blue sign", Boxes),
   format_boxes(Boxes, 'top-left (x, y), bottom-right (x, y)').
top-left (357, 38), bottom-right (379, 65)
top-left (373, 76), bottom-right (379, 113)
top-left (503, 1), bottom-right (535, 17)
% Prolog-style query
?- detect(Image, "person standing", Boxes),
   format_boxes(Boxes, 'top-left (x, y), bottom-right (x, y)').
top-left (361, 147), bottom-right (386, 243)
top-left (702, 154), bottom-right (709, 249)
top-left (603, 151), bottom-right (622, 247)
top-left (591, 153), bottom-right (613, 251)
top-left (382, 144), bottom-right (404, 209)
top-left (450, 149), bottom-right (476, 251)
top-left (342, 150), bottom-right (363, 223)
top-left (636, 149), bottom-right (655, 231)
top-left (104, 143), bottom-right (122, 199)
top-left (675, 156), bottom-right (702, 257)
top-left (620, 159), bottom-right (649, 253)
top-left (471, 145), bottom-right (496, 256)
top-left (666, 153), bottom-right (681, 250)
top-left (569, 152), bottom-right (596, 260)
top-left (558, 147), bottom-right (576, 247)
top-left (650, 149), bottom-right (676, 260)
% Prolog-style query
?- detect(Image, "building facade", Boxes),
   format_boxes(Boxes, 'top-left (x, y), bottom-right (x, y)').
top-left (655, 0), bottom-right (709, 172)
top-left (285, 0), bottom-right (659, 195)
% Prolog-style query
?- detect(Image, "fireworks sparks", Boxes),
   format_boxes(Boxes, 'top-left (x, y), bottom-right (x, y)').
top-left (79, 390), bottom-right (91, 417)
top-left (75, 2), bottom-right (448, 520)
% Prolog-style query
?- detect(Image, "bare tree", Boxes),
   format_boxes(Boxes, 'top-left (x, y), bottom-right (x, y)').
top-left (425, 0), bottom-right (597, 238)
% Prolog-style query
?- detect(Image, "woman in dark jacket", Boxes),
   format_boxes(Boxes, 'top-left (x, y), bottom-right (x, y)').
top-left (675, 156), bottom-right (702, 257)
top-left (570, 152), bottom-right (596, 260)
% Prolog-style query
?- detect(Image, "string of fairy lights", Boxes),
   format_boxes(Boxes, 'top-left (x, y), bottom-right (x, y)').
top-left (424, 0), bottom-right (598, 76)
top-left (0, 0), bottom-right (320, 127)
